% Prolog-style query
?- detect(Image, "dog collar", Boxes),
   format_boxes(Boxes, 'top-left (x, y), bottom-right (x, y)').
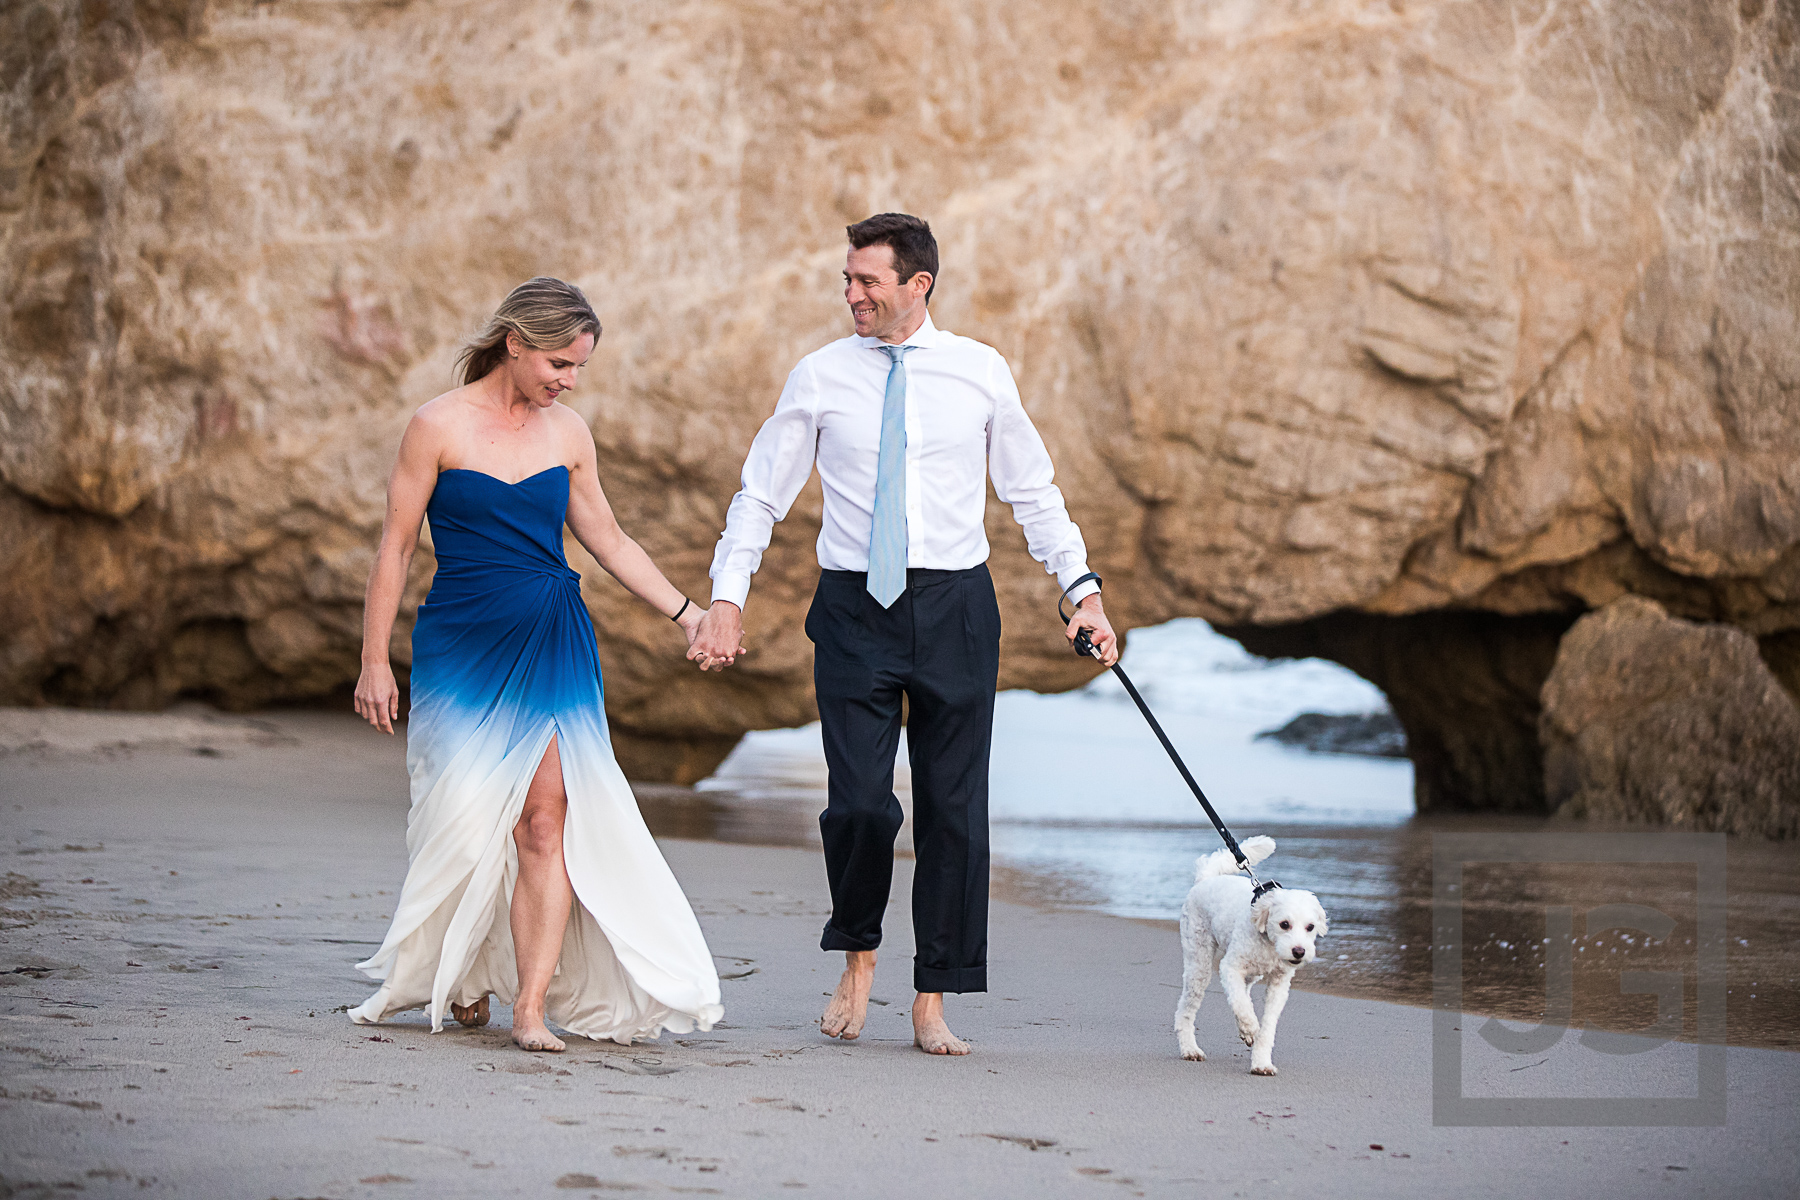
top-left (1250, 878), bottom-right (1283, 904)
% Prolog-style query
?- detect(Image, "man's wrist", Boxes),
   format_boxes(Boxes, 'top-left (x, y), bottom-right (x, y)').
top-left (1076, 592), bottom-right (1104, 612)
top-left (1062, 572), bottom-right (1101, 609)
top-left (710, 574), bottom-right (751, 611)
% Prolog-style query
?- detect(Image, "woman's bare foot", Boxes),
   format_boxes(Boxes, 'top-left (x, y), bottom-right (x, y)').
top-left (510, 1008), bottom-right (566, 1053)
top-left (911, 991), bottom-right (970, 1056)
top-left (820, 950), bottom-right (876, 1040)
top-left (450, 995), bottom-right (490, 1028)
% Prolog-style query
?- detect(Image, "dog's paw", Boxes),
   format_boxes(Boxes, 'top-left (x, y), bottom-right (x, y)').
top-left (1237, 1021), bottom-right (1259, 1047)
top-left (1250, 1063), bottom-right (1278, 1076)
top-left (1180, 1046), bottom-right (1206, 1062)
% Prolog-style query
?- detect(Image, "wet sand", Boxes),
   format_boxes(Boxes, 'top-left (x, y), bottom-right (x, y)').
top-left (2, 709), bottom-right (1797, 1198)
top-left (986, 820), bottom-right (1800, 1052)
top-left (640, 782), bottom-right (1800, 1051)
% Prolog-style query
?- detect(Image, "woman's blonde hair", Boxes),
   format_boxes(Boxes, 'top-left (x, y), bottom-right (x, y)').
top-left (455, 277), bottom-right (602, 385)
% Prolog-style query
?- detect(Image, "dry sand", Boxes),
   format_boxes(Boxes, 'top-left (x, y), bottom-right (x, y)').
top-left (1, 710), bottom-right (1795, 1199)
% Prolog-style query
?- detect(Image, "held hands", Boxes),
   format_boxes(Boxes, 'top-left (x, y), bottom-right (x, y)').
top-left (687, 600), bottom-right (749, 673)
top-left (1065, 593), bottom-right (1121, 668)
top-left (354, 660), bottom-right (402, 734)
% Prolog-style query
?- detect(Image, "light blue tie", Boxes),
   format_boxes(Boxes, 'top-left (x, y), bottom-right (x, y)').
top-left (867, 345), bottom-right (914, 607)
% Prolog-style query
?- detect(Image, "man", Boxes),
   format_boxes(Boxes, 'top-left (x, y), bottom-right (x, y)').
top-left (690, 213), bottom-right (1118, 1055)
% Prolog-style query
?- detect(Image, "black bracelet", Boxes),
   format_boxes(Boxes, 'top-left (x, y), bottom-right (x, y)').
top-left (671, 598), bottom-right (692, 623)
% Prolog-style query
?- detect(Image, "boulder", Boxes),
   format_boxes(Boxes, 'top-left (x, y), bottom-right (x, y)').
top-left (1540, 597), bottom-right (1800, 838)
top-left (2, 0), bottom-right (1798, 790)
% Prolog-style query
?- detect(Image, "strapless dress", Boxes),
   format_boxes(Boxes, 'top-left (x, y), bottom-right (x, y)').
top-left (348, 466), bottom-right (722, 1042)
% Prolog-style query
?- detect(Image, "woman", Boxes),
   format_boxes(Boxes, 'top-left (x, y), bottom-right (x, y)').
top-left (349, 277), bottom-right (725, 1051)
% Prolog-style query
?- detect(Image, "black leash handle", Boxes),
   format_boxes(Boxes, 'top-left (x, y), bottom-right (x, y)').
top-left (1059, 575), bottom-right (1275, 896)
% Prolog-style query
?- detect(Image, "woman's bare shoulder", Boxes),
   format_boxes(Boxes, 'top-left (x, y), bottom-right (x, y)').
top-left (405, 386), bottom-right (485, 444)
top-left (545, 401), bottom-right (596, 459)
top-left (411, 384), bottom-right (482, 427)
top-left (393, 387), bottom-right (477, 468)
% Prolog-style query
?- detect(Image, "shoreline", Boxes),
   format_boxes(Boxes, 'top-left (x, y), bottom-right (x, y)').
top-left (633, 783), bottom-right (1800, 1054)
top-left (3, 708), bottom-right (1797, 1197)
top-left (6, 705), bottom-right (1794, 1051)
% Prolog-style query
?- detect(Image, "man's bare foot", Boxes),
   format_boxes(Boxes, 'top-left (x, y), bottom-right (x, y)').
top-left (911, 991), bottom-right (970, 1056)
top-left (450, 995), bottom-right (489, 1028)
top-left (820, 950), bottom-right (876, 1040)
top-left (510, 1009), bottom-right (565, 1053)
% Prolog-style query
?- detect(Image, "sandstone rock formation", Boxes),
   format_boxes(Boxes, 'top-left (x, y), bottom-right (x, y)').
top-left (3, 1), bottom-right (1798, 801)
top-left (1541, 597), bottom-right (1800, 839)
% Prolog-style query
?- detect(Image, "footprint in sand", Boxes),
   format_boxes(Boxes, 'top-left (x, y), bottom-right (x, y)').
top-left (554, 1173), bottom-right (644, 1191)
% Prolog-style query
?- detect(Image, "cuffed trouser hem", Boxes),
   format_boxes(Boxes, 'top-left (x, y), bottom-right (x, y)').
top-left (820, 928), bottom-right (882, 949)
top-left (915, 962), bottom-right (986, 994)
top-left (820, 922), bottom-right (881, 953)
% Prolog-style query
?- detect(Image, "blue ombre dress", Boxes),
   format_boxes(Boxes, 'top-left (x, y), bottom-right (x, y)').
top-left (348, 466), bottom-right (723, 1042)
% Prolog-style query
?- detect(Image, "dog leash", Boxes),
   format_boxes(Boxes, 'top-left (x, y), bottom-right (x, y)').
top-left (1060, 574), bottom-right (1282, 904)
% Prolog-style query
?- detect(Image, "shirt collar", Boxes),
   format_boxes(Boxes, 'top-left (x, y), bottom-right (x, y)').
top-left (858, 312), bottom-right (941, 352)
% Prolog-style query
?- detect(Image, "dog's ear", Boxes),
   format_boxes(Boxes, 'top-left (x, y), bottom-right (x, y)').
top-left (1253, 898), bottom-right (1271, 934)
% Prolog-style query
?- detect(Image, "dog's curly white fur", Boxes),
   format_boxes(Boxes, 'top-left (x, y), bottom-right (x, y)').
top-left (1174, 836), bottom-right (1328, 1076)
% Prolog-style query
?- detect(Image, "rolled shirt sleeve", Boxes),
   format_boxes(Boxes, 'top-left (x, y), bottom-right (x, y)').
top-left (709, 361), bottom-right (821, 610)
top-left (985, 354), bottom-right (1100, 606)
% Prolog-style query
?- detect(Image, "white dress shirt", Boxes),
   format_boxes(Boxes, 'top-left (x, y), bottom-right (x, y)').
top-left (709, 314), bottom-right (1099, 611)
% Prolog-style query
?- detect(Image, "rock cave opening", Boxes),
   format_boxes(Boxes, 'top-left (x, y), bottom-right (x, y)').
top-left (1218, 610), bottom-right (1579, 816)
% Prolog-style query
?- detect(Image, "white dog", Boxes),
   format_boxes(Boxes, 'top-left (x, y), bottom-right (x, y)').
top-left (1174, 836), bottom-right (1327, 1075)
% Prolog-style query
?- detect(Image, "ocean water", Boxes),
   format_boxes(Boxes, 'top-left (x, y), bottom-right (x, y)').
top-left (698, 618), bottom-right (1414, 829)
top-left (634, 619), bottom-right (1799, 1049)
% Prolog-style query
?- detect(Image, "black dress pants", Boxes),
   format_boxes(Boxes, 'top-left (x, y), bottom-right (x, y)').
top-left (806, 565), bottom-right (1001, 994)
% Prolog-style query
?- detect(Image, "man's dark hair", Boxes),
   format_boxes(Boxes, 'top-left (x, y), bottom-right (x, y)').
top-left (846, 213), bottom-right (937, 303)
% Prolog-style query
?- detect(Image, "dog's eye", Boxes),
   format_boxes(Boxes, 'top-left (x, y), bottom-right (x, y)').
top-left (1279, 921), bottom-right (1291, 930)
top-left (1305, 924), bottom-right (1314, 932)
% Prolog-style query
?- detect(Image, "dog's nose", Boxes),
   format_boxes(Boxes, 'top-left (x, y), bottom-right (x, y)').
top-left (1290, 949), bottom-right (1306, 962)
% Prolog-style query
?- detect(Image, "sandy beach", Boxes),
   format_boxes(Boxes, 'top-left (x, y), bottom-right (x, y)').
top-left (2, 710), bottom-right (1796, 1199)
